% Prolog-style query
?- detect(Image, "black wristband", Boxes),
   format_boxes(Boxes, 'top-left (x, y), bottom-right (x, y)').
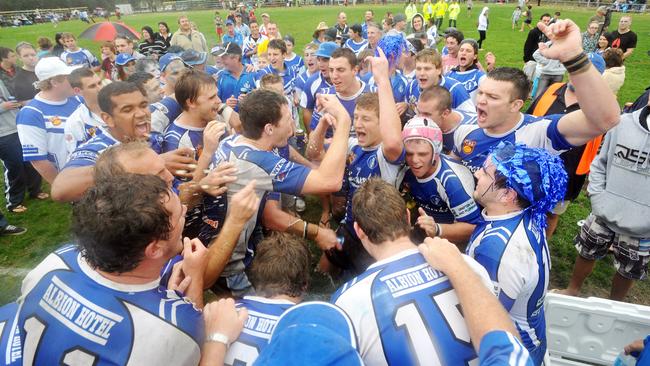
top-left (562, 52), bottom-right (591, 74)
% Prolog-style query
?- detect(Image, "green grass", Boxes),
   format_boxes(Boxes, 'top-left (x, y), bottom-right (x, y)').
top-left (2, 5), bottom-right (650, 305)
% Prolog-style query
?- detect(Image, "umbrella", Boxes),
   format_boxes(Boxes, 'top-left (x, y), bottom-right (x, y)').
top-left (79, 22), bottom-right (140, 41)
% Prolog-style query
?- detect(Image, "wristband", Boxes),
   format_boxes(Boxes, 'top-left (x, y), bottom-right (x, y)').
top-left (302, 221), bottom-right (308, 239)
top-left (206, 332), bottom-right (230, 347)
top-left (562, 52), bottom-right (591, 75)
top-left (217, 103), bottom-right (227, 115)
top-left (436, 223), bottom-right (443, 238)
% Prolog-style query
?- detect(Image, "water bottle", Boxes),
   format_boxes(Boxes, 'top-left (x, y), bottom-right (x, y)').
top-left (613, 352), bottom-right (637, 366)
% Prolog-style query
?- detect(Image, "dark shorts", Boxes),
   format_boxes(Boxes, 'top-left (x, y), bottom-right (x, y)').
top-left (325, 224), bottom-right (374, 276)
top-left (575, 214), bottom-right (650, 280)
top-left (524, 19), bottom-right (532, 24)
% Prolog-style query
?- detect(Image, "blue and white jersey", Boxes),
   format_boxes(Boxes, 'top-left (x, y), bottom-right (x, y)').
top-left (358, 72), bottom-right (372, 84)
top-left (284, 54), bottom-right (304, 77)
top-left (225, 296), bottom-right (295, 366)
top-left (64, 129), bottom-right (163, 169)
top-left (242, 35), bottom-right (268, 65)
top-left (479, 331), bottom-right (534, 366)
top-left (344, 38), bottom-right (369, 56)
top-left (452, 113), bottom-right (572, 172)
top-left (60, 48), bottom-right (99, 68)
top-left (16, 94), bottom-right (81, 171)
top-left (406, 76), bottom-right (476, 114)
top-left (367, 72), bottom-right (408, 103)
top-left (309, 81), bottom-right (375, 135)
top-left (343, 140), bottom-right (405, 232)
top-left (0, 302), bottom-right (19, 365)
top-left (448, 67), bottom-right (486, 104)
top-left (399, 69), bottom-right (416, 85)
top-left (293, 70), bottom-right (313, 98)
top-left (203, 135), bottom-right (312, 276)
top-left (8, 244), bottom-right (203, 365)
top-left (150, 96), bottom-right (182, 133)
top-left (442, 109), bottom-right (478, 153)
top-left (163, 120), bottom-right (204, 155)
top-left (361, 23), bottom-right (369, 39)
top-left (298, 72), bottom-right (331, 110)
top-left (256, 63), bottom-right (296, 96)
top-left (400, 155), bottom-right (481, 225)
top-left (332, 248), bottom-right (493, 366)
top-left (217, 69), bottom-right (257, 112)
top-left (63, 103), bottom-right (105, 158)
top-left (466, 210), bottom-right (550, 365)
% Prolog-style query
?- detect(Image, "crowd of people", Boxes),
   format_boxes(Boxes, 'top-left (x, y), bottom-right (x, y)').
top-left (0, 2), bottom-right (649, 365)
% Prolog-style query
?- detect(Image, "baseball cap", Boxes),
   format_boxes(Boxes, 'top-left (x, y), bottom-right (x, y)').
top-left (226, 19), bottom-right (234, 26)
top-left (159, 52), bottom-right (184, 72)
top-left (216, 42), bottom-right (243, 57)
top-left (34, 57), bottom-right (79, 81)
top-left (115, 53), bottom-right (136, 66)
top-left (255, 302), bottom-right (363, 366)
top-left (211, 44), bottom-right (225, 56)
top-left (588, 52), bottom-right (606, 74)
top-left (393, 13), bottom-right (407, 24)
top-left (180, 49), bottom-right (208, 66)
top-left (315, 42), bottom-right (338, 58)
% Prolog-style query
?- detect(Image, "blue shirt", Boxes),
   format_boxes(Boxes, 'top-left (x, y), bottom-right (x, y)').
top-left (224, 296), bottom-right (295, 365)
top-left (8, 244), bottom-right (203, 365)
top-left (64, 129), bottom-right (163, 169)
top-left (309, 81), bottom-right (375, 137)
top-left (367, 72), bottom-right (409, 103)
top-left (217, 69), bottom-right (257, 112)
top-left (401, 155), bottom-right (481, 225)
top-left (16, 94), bottom-right (81, 171)
top-left (257, 62), bottom-right (296, 96)
top-left (466, 210), bottom-right (550, 365)
top-left (406, 75), bottom-right (476, 114)
top-left (293, 70), bottom-right (313, 97)
top-left (451, 113), bottom-right (572, 172)
top-left (298, 72), bottom-right (331, 111)
top-left (332, 248), bottom-right (493, 365)
top-left (284, 54), bottom-right (304, 78)
top-left (222, 32), bottom-right (244, 47)
top-left (344, 38), bottom-right (369, 56)
top-left (448, 67), bottom-right (486, 104)
top-left (150, 96), bottom-right (182, 133)
top-left (479, 331), bottom-right (534, 366)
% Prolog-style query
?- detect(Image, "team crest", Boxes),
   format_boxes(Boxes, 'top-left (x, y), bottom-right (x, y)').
top-left (462, 139), bottom-right (476, 154)
top-left (50, 116), bottom-right (62, 126)
top-left (87, 127), bottom-right (96, 137)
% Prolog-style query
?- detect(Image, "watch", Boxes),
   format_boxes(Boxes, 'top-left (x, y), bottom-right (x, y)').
top-left (206, 332), bottom-right (230, 347)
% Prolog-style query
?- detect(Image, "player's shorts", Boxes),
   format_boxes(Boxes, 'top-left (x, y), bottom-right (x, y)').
top-left (575, 213), bottom-right (650, 280)
top-left (325, 224), bottom-right (374, 276)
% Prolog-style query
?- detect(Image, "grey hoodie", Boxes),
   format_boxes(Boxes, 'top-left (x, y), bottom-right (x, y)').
top-left (588, 107), bottom-right (650, 237)
top-left (0, 79), bottom-right (18, 138)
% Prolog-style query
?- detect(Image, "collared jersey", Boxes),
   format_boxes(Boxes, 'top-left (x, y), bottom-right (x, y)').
top-left (150, 96), bottom-right (182, 133)
top-left (406, 76), bottom-right (475, 115)
top-left (6, 244), bottom-right (203, 365)
top-left (466, 210), bottom-right (550, 365)
top-left (448, 67), bottom-right (486, 104)
top-left (332, 248), bottom-right (493, 366)
top-left (298, 72), bottom-right (331, 110)
top-left (64, 129), bottom-right (163, 169)
top-left (60, 48), bottom-right (100, 68)
top-left (257, 63), bottom-right (296, 96)
top-left (284, 53), bottom-right (304, 77)
top-left (217, 69), bottom-right (257, 112)
top-left (400, 155), bottom-right (481, 225)
top-left (63, 103), bottom-right (106, 158)
top-left (309, 81), bottom-right (375, 136)
top-left (443, 109), bottom-right (478, 153)
top-left (16, 94), bottom-right (81, 171)
top-left (225, 296), bottom-right (295, 366)
top-left (451, 113), bottom-right (571, 172)
top-left (344, 38), bottom-right (369, 56)
top-left (242, 35), bottom-right (268, 65)
top-left (293, 70), bottom-right (313, 97)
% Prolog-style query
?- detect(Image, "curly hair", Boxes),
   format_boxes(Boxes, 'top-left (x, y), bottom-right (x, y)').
top-left (72, 174), bottom-right (172, 273)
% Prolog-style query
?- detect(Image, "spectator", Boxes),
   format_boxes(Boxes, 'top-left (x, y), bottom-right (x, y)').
top-left (0, 211), bottom-right (26, 235)
top-left (59, 32), bottom-right (100, 70)
top-left (407, 13), bottom-right (426, 38)
top-left (266, 22), bottom-right (281, 41)
top-left (392, 13), bottom-right (408, 36)
top-left (596, 32), bottom-right (612, 55)
top-left (12, 42), bottom-right (39, 102)
top-left (589, 6), bottom-right (608, 33)
top-left (582, 21), bottom-right (600, 53)
top-left (99, 41), bottom-right (117, 80)
top-left (36, 36), bottom-right (53, 59)
top-left (222, 19), bottom-right (244, 47)
top-left (138, 25), bottom-right (167, 59)
top-left (433, 0), bottom-right (448, 29)
top-left (150, 53), bottom-right (187, 132)
top-left (114, 35), bottom-right (145, 60)
top-left (405, 0), bottom-right (418, 22)
top-left (312, 22), bottom-right (329, 45)
top-left (533, 41), bottom-right (566, 98)
top-left (134, 57), bottom-right (161, 79)
top-left (115, 53), bottom-right (136, 81)
top-left (361, 10), bottom-right (374, 39)
top-left (610, 15), bottom-right (637, 60)
top-left (334, 12), bottom-right (349, 41)
top-left (216, 42), bottom-right (256, 113)
top-left (520, 5), bottom-right (533, 31)
top-left (448, 0), bottom-right (460, 28)
top-left (170, 15), bottom-right (208, 54)
top-left (602, 48), bottom-right (626, 96)
top-left (51, 33), bottom-right (65, 57)
top-left (423, 0), bottom-right (434, 25)
top-left (243, 20), bottom-right (267, 65)
top-left (512, 6), bottom-right (522, 31)
top-left (127, 72), bottom-right (164, 104)
top-left (477, 7), bottom-right (489, 50)
top-left (366, 22), bottom-right (382, 51)
top-left (259, 12), bottom-right (271, 36)
top-left (157, 21), bottom-right (172, 48)
top-left (522, 13), bottom-right (551, 81)
top-left (0, 47), bottom-right (17, 94)
top-left (441, 30), bottom-right (464, 74)
top-left (234, 13), bottom-right (250, 38)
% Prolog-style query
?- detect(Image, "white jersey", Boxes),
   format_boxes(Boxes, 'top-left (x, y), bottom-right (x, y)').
top-left (332, 248), bottom-right (493, 366)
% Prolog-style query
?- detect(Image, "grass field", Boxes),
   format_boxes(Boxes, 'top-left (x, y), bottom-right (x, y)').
top-left (1, 4), bottom-right (649, 305)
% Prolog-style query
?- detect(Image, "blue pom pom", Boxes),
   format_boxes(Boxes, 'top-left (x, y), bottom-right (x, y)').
top-left (376, 35), bottom-right (405, 69)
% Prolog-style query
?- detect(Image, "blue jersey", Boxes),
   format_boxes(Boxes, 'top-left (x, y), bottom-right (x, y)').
top-left (343, 140), bottom-right (404, 232)
top-left (257, 63), bottom-right (296, 96)
top-left (0, 302), bottom-right (19, 365)
top-left (150, 96), bottom-right (182, 133)
top-left (217, 69), bottom-right (257, 112)
top-left (448, 67), bottom-right (486, 104)
top-left (64, 129), bottom-right (163, 169)
top-left (16, 94), bottom-right (81, 171)
top-left (466, 210), bottom-right (550, 365)
top-left (367, 72), bottom-right (409, 103)
top-left (284, 54), bottom-right (304, 77)
top-left (358, 72), bottom-right (373, 84)
top-left (479, 331), bottom-right (534, 366)
top-left (9, 244), bottom-right (203, 365)
top-left (201, 135), bottom-right (311, 276)
top-left (309, 81), bottom-right (375, 137)
top-left (452, 113), bottom-right (572, 172)
top-left (332, 248), bottom-right (493, 366)
top-left (293, 70), bottom-right (313, 97)
top-left (361, 23), bottom-right (369, 39)
top-left (443, 110), bottom-right (478, 153)
top-left (163, 120), bottom-right (204, 155)
top-left (298, 72), bottom-right (331, 111)
top-left (400, 155), bottom-right (481, 225)
top-left (406, 76), bottom-right (476, 114)
top-left (225, 296), bottom-right (295, 366)
top-left (222, 32), bottom-right (244, 47)
top-left (60, 48), bottom-right (99, 68)
top-left (344, 38), bottom-right (369, 56)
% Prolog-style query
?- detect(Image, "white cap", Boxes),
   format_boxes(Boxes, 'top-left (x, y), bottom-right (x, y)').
top-left (35, 57), bottom-right (79, 81)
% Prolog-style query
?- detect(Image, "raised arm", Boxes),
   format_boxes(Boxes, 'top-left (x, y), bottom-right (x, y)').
top-left (368, 47), bottom-right (404, 162)
top-left (537, 19), bottom-right (620, 146)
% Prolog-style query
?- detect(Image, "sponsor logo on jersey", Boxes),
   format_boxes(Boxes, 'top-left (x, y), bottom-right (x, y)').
top-left (462, 139), bottom-right (476, 154)
top-left (203, 218), bottom-right (220, 229)
top-left (50, 116), bottom-right (62, 126)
